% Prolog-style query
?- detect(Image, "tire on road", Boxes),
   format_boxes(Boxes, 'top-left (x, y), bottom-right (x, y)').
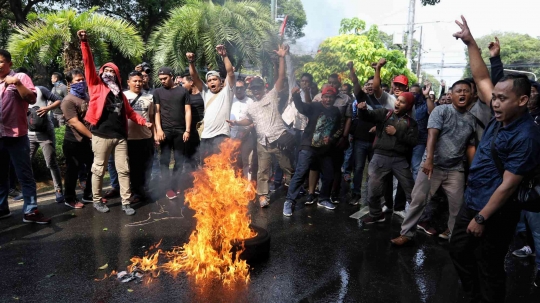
top-left (231, 224), bottom-right (271, 264)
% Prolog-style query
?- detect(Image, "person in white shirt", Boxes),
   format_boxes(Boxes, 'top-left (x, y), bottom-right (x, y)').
top-left (230, 79), bottom-right (254, 179)
top-left (186, 45), bottom-right (235, 160)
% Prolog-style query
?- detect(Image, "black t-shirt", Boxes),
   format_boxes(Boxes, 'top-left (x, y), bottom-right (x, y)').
top-left (190, 92), bottom-right (205, 128)
top-left (153, 85), bottom-right (190, 131)
top-left (91, 92), bottom-right (126, 139)
top-left (299, 102), bottom-right (343, 154)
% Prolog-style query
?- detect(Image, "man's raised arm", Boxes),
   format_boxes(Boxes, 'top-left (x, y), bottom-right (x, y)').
top-left (186, 52), bottom-right (203, 92)
top-left (453, 15), bottom-right (493, 107)
top-left (216, 45), bottom-right (235, 88)
top-left (372, 58), bottom-right (387, 99)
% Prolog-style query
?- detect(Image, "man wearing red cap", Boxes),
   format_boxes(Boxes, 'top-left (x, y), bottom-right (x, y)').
top-left (358, 92), bottom-right (418, 224)
top-left (282, 86), bottom-right (347, 216)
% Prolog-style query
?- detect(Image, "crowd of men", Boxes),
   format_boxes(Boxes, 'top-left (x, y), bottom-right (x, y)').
top-left (1, 16), bottom-right (540, 302)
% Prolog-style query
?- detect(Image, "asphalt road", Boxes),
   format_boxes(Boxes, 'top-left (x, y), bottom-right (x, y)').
top-left (0, 185), bottom-right (538, 303)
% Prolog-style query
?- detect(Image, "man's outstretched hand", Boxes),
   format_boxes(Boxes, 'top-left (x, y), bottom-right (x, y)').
top-left (488, 37), bottom-right (501, 58)
top-left (77, 30), bottom-right (88, 41)
top-left (453, 15), bottom-right (474, 45)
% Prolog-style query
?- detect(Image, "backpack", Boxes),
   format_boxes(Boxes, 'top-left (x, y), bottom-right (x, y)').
top-left (27, 106), bottom-right (49, 132)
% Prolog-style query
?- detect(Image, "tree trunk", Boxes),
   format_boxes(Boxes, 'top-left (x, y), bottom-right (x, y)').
top-left (63, 42), bottom-right (83, 75)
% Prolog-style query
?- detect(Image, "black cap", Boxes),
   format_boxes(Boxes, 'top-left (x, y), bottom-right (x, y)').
top-left (158, 67), bottom-right (174, 76)
top-left (249, 78), bottom-right (265, 88)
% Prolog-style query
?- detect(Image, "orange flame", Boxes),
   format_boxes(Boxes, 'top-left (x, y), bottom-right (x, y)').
top-left (125, 139), bottom-right (256, 286)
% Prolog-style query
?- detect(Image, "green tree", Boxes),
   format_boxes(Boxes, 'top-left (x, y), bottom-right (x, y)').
top-left (462, 32), bottom-right (540, 79)
top-left (149, 0), bottom-right (276, 75)
top-left (213, 0), bottom-right (307, 42)
top-left (421, 0), bottom-right (440, 5)
top-left (7, 8), bottom-right (144, 74)
top-left (59, 0), bottom-right (186, 42)
top-left (421, 71), bottom-right (441, 95)
top-left (303, 31), bottom-right (416, 87)
top-left (339, 17), bottom-right (366, 35)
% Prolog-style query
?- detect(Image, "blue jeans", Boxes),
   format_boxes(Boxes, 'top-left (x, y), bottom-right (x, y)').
top-left (342, 135), bottom-right (354, 175)
top-left (108, 154), bottom-right (120, 191)
top-left (286, 149), bottom-right (333, 203)
top-left (516, 211), bottom-right (540, 270)
top-left (0, 136), bottom-right (38, 214)
top-left (411, 144), bottom-right (426, 181)
top-left (352, 140), bottom-right (372, 195)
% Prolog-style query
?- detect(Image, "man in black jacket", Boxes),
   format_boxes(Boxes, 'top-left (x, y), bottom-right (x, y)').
top-left (359, 92), bottom-right (418, 224)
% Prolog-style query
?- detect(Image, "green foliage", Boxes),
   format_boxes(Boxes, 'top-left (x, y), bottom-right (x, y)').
top-left (149, 0), bottom-right (276, 75)
top-left (339, 17), bottom-right (366, 35)
top-left (303, 29), bottom-right (416, 88)
top-left (421, 0), bottom-right (441, 5)
top-left (277, 0), bottom-right (307, 42)
top-left (292, 53), bottom-right (315, 78)
top-left (7, 8), bottom-right (144, 72)
top-left (463, 32), bottom-right (540, 79)
top-left (33, 127), bottom-right (65, 180)
top-left (421, 72), bottom-right (441, 96)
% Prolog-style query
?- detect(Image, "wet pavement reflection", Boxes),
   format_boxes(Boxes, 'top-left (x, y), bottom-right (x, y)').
top-left (0, 187), bottom-right (538, 302)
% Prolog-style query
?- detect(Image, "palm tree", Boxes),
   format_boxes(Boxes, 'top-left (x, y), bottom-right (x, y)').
top-left (7, 8), bottom-right (144, 74)
top-left (149, 0), bottom-right (277, 74)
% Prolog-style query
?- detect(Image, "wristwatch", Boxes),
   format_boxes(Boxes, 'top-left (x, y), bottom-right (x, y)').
top-left (474, 214), bottom-right (486, 225)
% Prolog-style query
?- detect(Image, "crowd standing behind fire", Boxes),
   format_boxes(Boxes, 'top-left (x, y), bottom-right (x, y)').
top-left (1, 16), bottom-right (540, 302)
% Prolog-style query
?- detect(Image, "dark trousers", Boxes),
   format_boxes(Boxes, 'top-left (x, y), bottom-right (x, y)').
top-left (63, 140), bottom-right (93, 201)
top-left (200, 135), bottom-right (228, 164)
top-left (352, 140), bottom-right (373, 195)
top-left (160, 129), bottom-right (186, 192)
top-left (286, 149), bottom-right (333, 203)
top-left (449, 204), bottom-right (521, 303)
top-left (128, 138), bottom-right (154, 197)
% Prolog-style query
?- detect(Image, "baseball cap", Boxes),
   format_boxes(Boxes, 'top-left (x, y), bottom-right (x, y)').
top-left (393, 75), bottom-right (409, 86)
top-left (206, 71), bottom-right (220, 81)
top-left (158, 67), bottom-right (174, 76)
top-left (249, 78), bottom-right (265, 88)
top-left (322, 86), bottom-right (337, 95)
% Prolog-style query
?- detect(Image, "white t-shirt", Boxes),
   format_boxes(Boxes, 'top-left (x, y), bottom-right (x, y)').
top-left (230, 96), bottom-right (253, 139)
top-left (376, 91), bottom-right (396, 110)
top-left (200, 81), bottom-right (235, 139)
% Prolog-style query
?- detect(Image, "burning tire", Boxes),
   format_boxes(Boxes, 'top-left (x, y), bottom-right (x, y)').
top-left (232, 224), bottom-right (271, 263)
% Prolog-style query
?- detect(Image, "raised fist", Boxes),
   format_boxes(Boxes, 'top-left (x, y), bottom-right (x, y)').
top-left (216, 45), bottom-right (227, 57)
top-left (186, 52), bottom-right (195, 62)
top-left (347, 61), bottom-right (354, 70)
top-left (377, 58), bottom-right (387, 68)
top-left (77, 30), bottom-right (87, 41)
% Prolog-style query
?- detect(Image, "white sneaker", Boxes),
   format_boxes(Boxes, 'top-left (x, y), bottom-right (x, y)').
top-left (512, 246), bottom-right (534, 258)
top-left (394, 210), bottom-right (407, 219)
top-left (382, 205), bottom-right (393, 213)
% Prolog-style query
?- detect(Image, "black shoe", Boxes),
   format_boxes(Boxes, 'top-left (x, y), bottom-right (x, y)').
top-left (349, 193), bottom-right (360, 205)
top-left (0, 210), bottom-right (12, 219)
top-left (535, 271), bottom-right (540, 287)
top-left (330, 194), bottom-right (340, 204)
top-left (81, 194), bottom-right (93, 204)
top-left (305, 193), bottom-right (317, 205)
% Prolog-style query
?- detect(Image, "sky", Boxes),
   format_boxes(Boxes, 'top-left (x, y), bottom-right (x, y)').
top-left (293, 0), bottom-right (540, 86)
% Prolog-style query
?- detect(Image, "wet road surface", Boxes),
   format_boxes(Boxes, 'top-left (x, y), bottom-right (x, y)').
top-left (0, 185), bottom-right (538, 303)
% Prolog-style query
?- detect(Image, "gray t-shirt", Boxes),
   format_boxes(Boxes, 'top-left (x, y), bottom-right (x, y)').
top-left (423, 104), bottom-right (476, 171)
